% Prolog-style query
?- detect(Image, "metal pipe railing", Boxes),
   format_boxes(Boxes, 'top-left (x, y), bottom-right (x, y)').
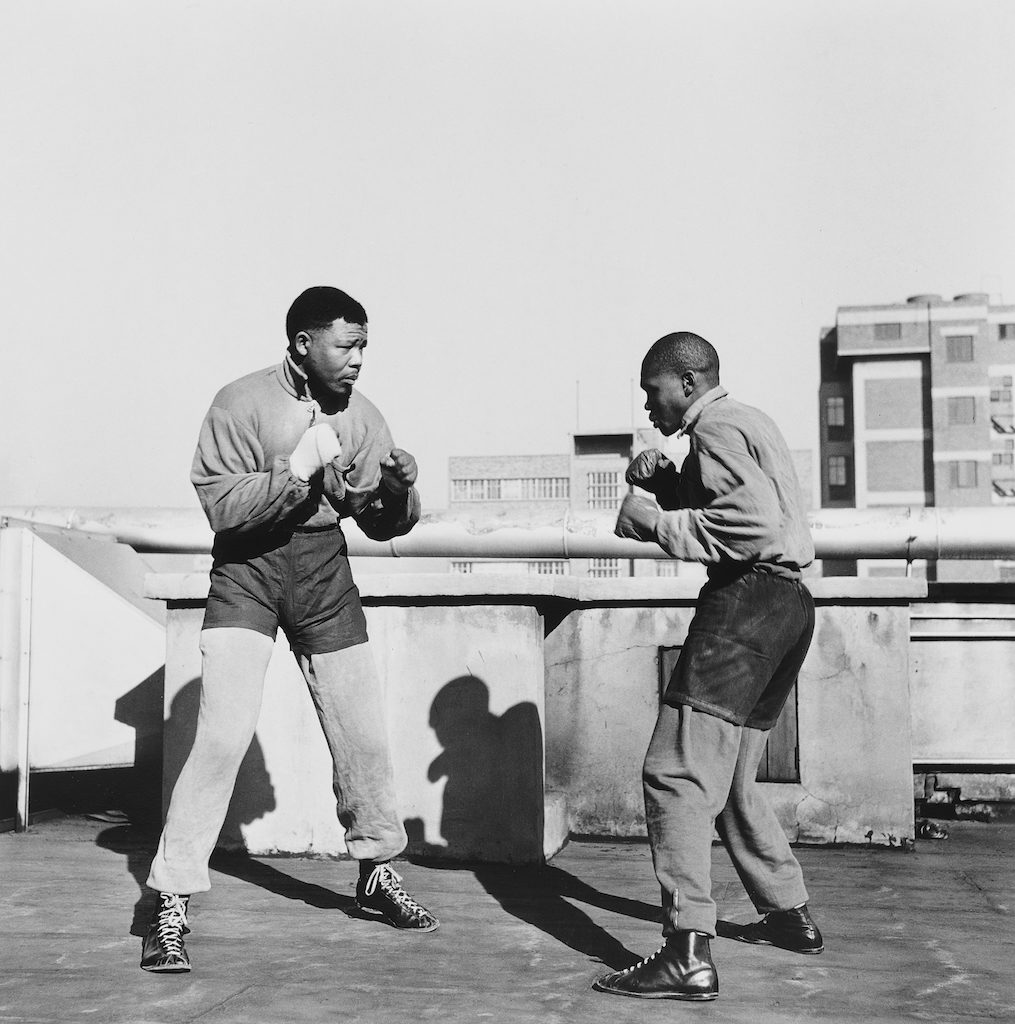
top-left (4, 504), bottom-right (1015, 561)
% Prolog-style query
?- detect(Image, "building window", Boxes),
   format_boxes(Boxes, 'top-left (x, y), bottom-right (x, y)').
top-left (993, 452), bottom-right (1014, 467)
top-left (990, 389), bottom-right (1012, 403)
top-left (587, 472), bottom-right (622, 510)
top-left (947, 396), bottom-right (976, 425)
top-left (827, 455), bottom-right (848, 488)
top-left (450, 561), bottom-right (473, 574)
top-left (1000, 324), bottom-right (1015, 340)
top-left (874, 323), bottom-right (902, 341)
top-left (498, 477), bottom-right (570, 500)
top-left (529, 560), bottom-right (568, 575)
top-left (451, 477), bottom-right (569, 501)
top-left (946, 335), bottom-right (974, 362)
top-left (825, 395), bottom-right (846, 428)
top-left (589, 557), bottom-right (621, 578)
top-left (525, 477), bottom-right (569, 500)
top-left (655, 561), bottom-right (680, 577)
top-left (451, 478), bottom-right (501, 501)
top-left (949, 461), bottom-right (978, 488)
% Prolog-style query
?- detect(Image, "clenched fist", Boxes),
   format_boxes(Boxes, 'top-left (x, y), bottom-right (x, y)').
top-left (380, 448), bottom-right (418, 495)
top-left (614, 493), bottom-right (661, 542)
top-left (290, 423), bottom-right (342, 482)
top-left (625, 448), bottom-right (680, 509)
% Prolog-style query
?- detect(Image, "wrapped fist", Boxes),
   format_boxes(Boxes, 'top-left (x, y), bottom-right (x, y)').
top-left (614, 493), bottom-right (661, 543)
top-left (625, 449), bottom-right (681, 509)
top-left (289, 423), bottom-right (342, 482)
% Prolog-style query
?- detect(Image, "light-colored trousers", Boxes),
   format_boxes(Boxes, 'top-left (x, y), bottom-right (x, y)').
top-left (643, 703), bottom-right (809, 937)
top-left (147, 628), bottom-right (407, 895)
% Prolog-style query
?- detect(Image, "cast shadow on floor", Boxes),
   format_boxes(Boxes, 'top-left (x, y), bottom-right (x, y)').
top-left (97, 824), bottom-right (370, 937)
top-left (98, 675), bottom-right (373, 936)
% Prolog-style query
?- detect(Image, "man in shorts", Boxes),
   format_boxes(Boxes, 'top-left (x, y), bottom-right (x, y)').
top-left (596, 331), bottom-right (821, 1002)
top-left (141, 286), bottom-right (438, 973)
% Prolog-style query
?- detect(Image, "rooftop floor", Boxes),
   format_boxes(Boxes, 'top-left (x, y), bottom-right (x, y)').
top-left (1, 816), bottom-right (1013, 1023)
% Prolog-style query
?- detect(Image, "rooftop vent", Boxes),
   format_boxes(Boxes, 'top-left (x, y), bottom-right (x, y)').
top-left (906, 294), bottom-right (943, 304)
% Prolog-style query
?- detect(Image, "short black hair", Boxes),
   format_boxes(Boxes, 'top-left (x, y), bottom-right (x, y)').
top-left (642, 332), bottom-right (720, 383)
top-left (286, 286), bottom-right (367, 342)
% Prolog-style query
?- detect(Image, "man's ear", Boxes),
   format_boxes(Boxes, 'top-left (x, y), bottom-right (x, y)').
top-left (293, 331), bottom-right (312, 358)
top-left (681, 370), bottom-right (696, 395)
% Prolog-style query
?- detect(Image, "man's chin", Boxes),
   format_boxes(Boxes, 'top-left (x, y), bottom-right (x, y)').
top-left (317, 385), bottom-right (352, 414)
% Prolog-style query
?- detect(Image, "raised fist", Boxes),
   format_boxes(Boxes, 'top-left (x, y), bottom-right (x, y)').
top-left (289, 423), bottom-right (342, 482)
top-left (614, 493), bottom-right (661, 542)
top-left (625, 449), bottom-right (680, 509)
top-left (380, 448), bottom-right (418, 495)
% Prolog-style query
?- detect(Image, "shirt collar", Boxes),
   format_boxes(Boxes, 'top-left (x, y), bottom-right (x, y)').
top-left (279, 353), bottom-right (314, 402)
top-left (677, 385), bottom-right (728, 437)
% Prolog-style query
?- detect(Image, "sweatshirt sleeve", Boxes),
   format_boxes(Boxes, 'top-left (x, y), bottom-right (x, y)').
top-left (191, 406), bottom-right (314, 536)
top-left (352, 486), bottom-right (422, 541)
top-left (653, 434), bottom-right (782, 564)
top-left (321, 402), bottom-right (422, 541)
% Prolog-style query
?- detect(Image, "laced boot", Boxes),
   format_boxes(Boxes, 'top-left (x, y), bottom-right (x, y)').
top-left (594, 930), bottom-right (718, 1000)
top-left (734, 904), bottom-right (824, 954)
top-left (140, 893), bottom-right (191, 972)
top-left (356, 862), bottom-right (439, 932)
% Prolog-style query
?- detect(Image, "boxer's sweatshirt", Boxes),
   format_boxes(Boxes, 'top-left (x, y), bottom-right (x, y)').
top-left (651, 387), bottom-right (814, 580)
top-left (191, 354), bottom-right (419, 546)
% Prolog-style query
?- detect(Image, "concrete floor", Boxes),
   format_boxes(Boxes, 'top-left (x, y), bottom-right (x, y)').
top-left (1, 816), bottom-right (1013, 1024)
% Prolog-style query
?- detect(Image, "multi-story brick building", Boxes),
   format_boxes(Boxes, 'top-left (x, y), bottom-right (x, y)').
top-left (818, 292), bottom-right (1015, 580)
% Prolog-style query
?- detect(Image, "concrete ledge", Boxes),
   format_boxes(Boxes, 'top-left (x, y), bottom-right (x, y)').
top-left (145, 571), bottom-right (928, 604)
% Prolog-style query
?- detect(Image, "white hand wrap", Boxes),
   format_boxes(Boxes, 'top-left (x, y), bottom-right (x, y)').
top-left (289, 423), bottom-right (342, 482)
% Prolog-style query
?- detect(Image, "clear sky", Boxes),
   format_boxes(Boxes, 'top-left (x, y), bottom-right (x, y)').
top-left (2, 0), bottom-right (1012, 514)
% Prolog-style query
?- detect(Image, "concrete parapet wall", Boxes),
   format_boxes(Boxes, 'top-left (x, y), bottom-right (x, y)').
top-left (543, 577), bottom-right (922, 847)
top-left (910, 600), bottom-right (1015, 767)
top-left (147, 573), bottom-right (924, 860)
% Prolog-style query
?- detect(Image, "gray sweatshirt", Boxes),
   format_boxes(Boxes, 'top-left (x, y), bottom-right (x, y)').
top-left (654, 387), bottom-right (814, 578)
top-left (191, 355), bottom-right (420, 543)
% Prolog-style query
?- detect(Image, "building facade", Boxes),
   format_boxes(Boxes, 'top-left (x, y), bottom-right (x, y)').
top-left (818, 292), bottom-right (1015, 580)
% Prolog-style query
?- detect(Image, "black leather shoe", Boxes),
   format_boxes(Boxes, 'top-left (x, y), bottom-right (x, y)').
top-left (733, 904), bottom-right (823, 954)
top-left (593, 931), bottom-right (718, 1000)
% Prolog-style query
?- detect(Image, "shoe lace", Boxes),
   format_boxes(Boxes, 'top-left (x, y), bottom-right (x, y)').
top-left (617, 945), bottom-right (665, 975)
top-left (362, 864), bottom-right (430, 920)
top-left (156, 894), bottom-right (189, 954)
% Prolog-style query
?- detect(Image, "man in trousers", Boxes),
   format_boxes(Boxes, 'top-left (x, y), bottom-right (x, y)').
top-left (141, 286), bottom-right (438, 972)
top-left (597, 331), bottom-right (822, 1001)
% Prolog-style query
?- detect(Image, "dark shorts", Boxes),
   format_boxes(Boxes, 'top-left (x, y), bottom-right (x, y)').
top-left (663, 570), bottom-right (815, 730)
top-left (203, 524), bottom-right (368, 657)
